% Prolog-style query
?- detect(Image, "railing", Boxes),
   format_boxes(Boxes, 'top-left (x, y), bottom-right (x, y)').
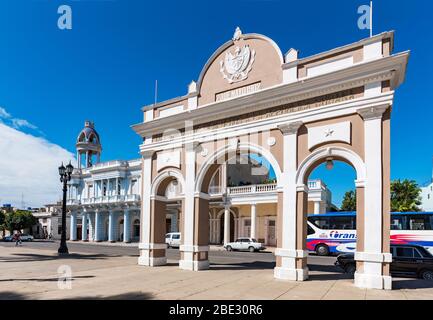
top-left (227, 183), bottom-right (276, 195)
top-left (91, 160), bottom-right (128, 170)
top-left (308, 179), bottom-right (326, 190)
top-left (66, 199), bottom-right (80, 205)
top-left (69, 194), bottom-right (140, 206)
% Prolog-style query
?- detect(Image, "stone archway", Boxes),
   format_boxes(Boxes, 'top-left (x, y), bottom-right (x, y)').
top-left (133, 29), bottom-right (407, 291)
top-left (138, 168), bottom-right (185, 267)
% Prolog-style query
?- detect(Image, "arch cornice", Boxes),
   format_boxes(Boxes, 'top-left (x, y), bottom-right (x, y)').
top-left (295, 146), bottom-right (366, 187)
top-left (195, 33), bottom-right (284, 94)
top-left (195, 142), bottom-right (283, 193)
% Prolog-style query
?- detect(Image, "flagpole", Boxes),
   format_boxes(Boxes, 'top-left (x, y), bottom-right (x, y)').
top-left (370, 1), bottom-right (373, 37)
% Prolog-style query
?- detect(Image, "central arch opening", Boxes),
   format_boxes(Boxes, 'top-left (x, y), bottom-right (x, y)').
top-left (197, 145), bottom-right (281, 271)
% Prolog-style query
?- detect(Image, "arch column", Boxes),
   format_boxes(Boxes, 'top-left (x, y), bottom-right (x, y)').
top-left (81, 212), bottom-right (88, 241)
top-left (354, 105), bottom-right (392, 290)
top-left (313, 201), bottom-right (321, 215)
top-left (274, 121), bottom-right (308, 281)
top-left (180, 143), bottom-right (209, 271)
top-left (250, 203), bottom-right (257, 239)
top-left (138, 151), bottom-right (167, 266)
top-left (223, 205), bottom-right (230, 245)
top-left (70, 211), bottom-right (77, 241)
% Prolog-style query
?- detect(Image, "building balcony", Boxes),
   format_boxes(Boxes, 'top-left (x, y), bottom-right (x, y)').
top-left (68, 194), bottom-right (141, 206)
top-left (308, 179), bottom-right (327, 191)
top-left (227, 183), bottom-right (277, 195)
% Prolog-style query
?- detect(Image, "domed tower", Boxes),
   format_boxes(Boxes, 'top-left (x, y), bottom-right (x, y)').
top-left (76, 120), bottom-right (102, 168)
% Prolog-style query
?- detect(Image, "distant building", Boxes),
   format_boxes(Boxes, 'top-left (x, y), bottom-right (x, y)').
top-left (421, 174), bottom-right (433, 212)
top-left (32, 202), bottom-right (69, 240)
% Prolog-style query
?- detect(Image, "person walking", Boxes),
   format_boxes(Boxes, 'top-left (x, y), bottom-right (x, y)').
top-left (14, 231), bottom-right (22, 246)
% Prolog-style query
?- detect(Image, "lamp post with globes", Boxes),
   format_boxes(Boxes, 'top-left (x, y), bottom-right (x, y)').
top-left (58, 161), bottom-right (74, 255)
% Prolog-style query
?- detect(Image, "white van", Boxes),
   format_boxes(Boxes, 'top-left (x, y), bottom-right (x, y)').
top-left (165, 232), bottom-right (181, 248)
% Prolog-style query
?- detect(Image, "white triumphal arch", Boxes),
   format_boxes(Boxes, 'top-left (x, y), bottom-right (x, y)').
top-left (132, 28), bottom-right (409, 290)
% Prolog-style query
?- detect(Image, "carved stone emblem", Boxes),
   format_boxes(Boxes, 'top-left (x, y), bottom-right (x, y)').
top-left (220, 27), bottom-right (255, 84)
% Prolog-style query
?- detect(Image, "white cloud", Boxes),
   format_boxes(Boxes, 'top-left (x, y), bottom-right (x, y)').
top-left (0, 107), bottom-right (11, 119)
top-left (0, 122), bottom-right (75, 208)
top-left (11, 118), bottom-right (38, 130)
top-left (0, 106), bottom-right (38, 131)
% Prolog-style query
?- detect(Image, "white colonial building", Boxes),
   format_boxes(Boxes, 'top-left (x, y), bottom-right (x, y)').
top-left (66, 121), bottom-right (142, 242)
top-left (65, 121), bottom-right (334, 245)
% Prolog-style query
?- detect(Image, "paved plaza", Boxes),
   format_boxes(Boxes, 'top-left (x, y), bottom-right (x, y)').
top-left (0, 242), bottom-right (432, 300)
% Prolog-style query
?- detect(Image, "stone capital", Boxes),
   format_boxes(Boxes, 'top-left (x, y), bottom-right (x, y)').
top-left (357, 104), bottom-right (389, 120)
top-left (278, 121), bottom-right (304, 135)
top-left (141, 150), bottom-right (155, 159)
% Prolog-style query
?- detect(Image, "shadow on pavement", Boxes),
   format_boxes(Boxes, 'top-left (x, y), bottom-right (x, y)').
top-left (0, 275), bottom-right (95, 283)
top-left (0, 291), bottom-right (153, 300)
top-left (0, 253), bottom-right (122, 263)
top-left (73, 291), bottom-right (154, 300)
top-left (210, 261), bottom-right (275, 270)
top-left (393, 278), bottom-right (433, 289)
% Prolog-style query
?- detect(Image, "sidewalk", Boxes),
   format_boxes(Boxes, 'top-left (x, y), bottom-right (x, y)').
top-left (1, 245), bottom-right (432, 300)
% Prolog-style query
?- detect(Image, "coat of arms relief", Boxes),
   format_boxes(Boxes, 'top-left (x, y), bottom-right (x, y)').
top-left (220, 27), bottom-right (256, 84)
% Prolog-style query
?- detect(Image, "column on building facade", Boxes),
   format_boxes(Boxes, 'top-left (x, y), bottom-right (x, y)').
top-left (216, 218), bottom-right (221, 244)
top-left (88, 212), bottom-right (95, 241)
top-left (274, 121), bottom-right (308, 281)
top-left (179, 142), bottom-right (209, 271)
top-left (94, 209), bottom-right (103, 242)
top-left (108, 210), bottom-right (115, 242)
top-left (70, 211), bottom-right (77, 241)
top-left (314, 201), bottom-right (321, 215)
top-left (355, 105), bottom-right (392, 290)
top-left (81, 212), bottom-right (88, 241)
top-left (171, 211), bottom-right (178, 232)
top-left (124, 209), bottom-right (131, 243)
top-left (223, 205), bottom-right (230, 244)
top-left (250, 203), bottom-right (257, 239)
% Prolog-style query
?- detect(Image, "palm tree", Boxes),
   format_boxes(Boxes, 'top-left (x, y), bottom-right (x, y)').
top-left (391, 179), bottom-right (422, 212)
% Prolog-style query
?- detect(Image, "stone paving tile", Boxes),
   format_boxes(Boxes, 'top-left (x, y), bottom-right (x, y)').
top-left (321, 280), bottom-right (367, 300)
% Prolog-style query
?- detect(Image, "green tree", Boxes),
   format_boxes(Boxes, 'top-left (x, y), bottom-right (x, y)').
top-left (0, 211), bottom-right (5, 238)
top-left (341, 190), bottom-right (357, 211)
top-left (391, 179), bottom-right (422, 212)
top-left (4, 210), bottom-right (37, 232)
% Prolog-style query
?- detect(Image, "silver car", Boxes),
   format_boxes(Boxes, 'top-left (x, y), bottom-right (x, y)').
top-left (224, 237), bottom-right (266, 252)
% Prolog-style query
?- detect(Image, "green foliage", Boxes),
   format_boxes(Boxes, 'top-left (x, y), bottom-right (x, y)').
top-left (341, 190), bottom-right (357, 211)
top-left (4, 210), bottom-right (37, 232)
top-left (0, 211), bottom-right (5, 232)
top-left (0, 211), bottom-right (5, 226)
top-left (391, 179), bottom-right (422, 212)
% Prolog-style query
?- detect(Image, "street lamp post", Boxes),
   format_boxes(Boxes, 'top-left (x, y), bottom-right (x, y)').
top-left (58, 161), bottom-right (74, 255)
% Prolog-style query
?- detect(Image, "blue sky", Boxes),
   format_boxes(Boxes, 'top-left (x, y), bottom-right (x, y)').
top-left (1, 0), bottom-right (432, 207)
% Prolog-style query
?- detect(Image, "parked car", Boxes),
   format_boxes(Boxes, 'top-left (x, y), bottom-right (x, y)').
top-left (165, 232), bottom-right (181, 248)
top-left (335, 244), bottom-right (433, 280)
top-left (20, 234), bottom-right (34, 242)
top-left (2, 234), bottom-right (33, 242)
top-left (2, 235), bottom-right (13, 242)
top-left (224, 237), bottom-right (266, 252)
